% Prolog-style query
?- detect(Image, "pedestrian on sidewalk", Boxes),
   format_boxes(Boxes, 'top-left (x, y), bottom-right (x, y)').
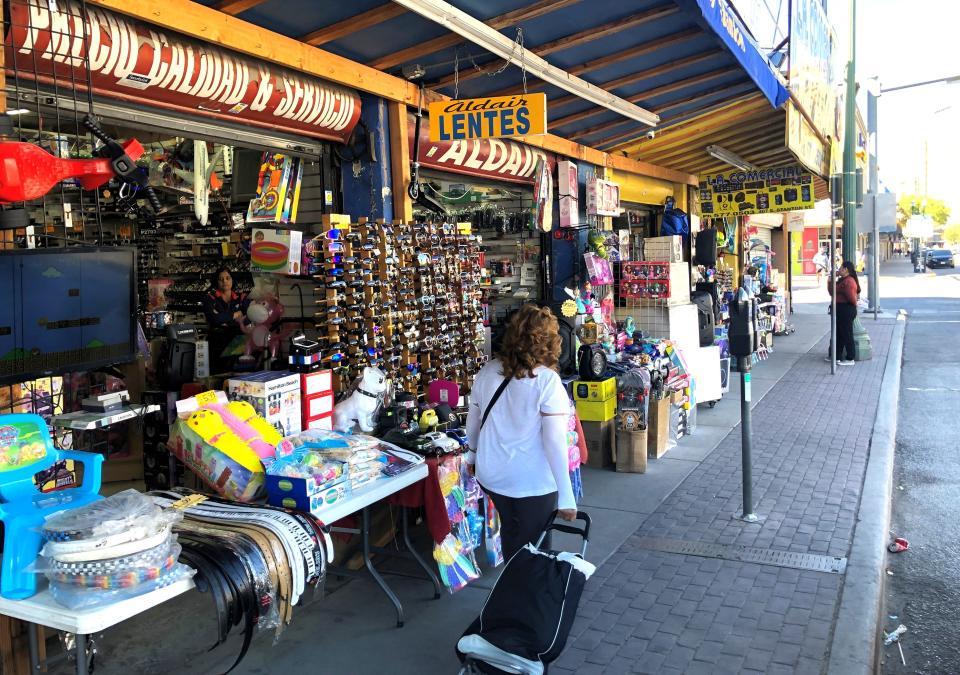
top-left (828, 261), bottom-right (861, 365)
top-left (813, 244), bottom-right (829, 285)
top-left (465, 304), bottom-right (578, 561)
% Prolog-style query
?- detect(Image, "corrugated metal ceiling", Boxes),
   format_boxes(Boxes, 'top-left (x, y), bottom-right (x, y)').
top-left (198, 0), bottom-right (793, 176)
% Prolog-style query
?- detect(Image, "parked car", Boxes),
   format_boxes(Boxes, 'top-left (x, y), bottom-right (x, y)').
top-left (926, 249), bottom-right (955, 269)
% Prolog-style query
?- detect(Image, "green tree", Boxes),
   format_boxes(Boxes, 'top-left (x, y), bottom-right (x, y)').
top-left (944, 223), bottom-right (960, 246)
top-left (897, 194), bottom-right (951, 226)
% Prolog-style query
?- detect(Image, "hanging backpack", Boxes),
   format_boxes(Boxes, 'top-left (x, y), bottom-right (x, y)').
top-left (660, 196), bottom-right (690, 238)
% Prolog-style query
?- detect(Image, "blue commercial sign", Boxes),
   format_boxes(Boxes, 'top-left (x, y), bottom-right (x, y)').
top-left (678, 0), bottom-right (790, 109)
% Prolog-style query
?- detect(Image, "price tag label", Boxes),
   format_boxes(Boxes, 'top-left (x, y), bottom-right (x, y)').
top-left (168, 494), bottom-right (208, 511)
top-left (196, 391), bottom-right (218, 406)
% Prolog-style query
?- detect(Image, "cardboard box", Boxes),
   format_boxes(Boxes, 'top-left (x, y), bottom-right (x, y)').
top-left (194, 340), bottom-right (210, 379)
top-left (616, 430), bottom-right (648, 473)
top-left (303, 392), bottom-right (334, 419)
top-left (648, 396), bottom-right (671, 458)
top-left (226, 371), bottom-right (302, 437)
top-left (558, 160), bottom-right (578, 196)
top-left (572, 377), bottom-right (617, 402)
top-left (306, 413), bottom-right (334, 431)
top-left (643, 235), bottom-right (684, 263)
top-left (265, 464), bottom-right (351, 516)
top-left (301, 370), bottom-right (333, 397)
top-left (581, 419), bottom-right (615, 469)
top-left (559, 195), bottom-right (578, 228)
top-left (576, 397), bottom-right (617, 422)
top-left (251, 228), bottom-right (304, 275)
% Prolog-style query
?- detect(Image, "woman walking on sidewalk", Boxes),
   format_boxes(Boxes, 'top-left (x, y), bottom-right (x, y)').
top-left (465, 304), bottom-right (577, 560)
top-left (829, 261), bottom-right (861, 365)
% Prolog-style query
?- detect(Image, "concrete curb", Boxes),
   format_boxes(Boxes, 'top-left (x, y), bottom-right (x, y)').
top-left (827, 309), bottom-right (907, 675)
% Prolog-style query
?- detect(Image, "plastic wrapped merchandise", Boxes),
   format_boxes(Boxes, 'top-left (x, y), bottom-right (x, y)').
top-left (40, 489), bottom-right (180, 560)
top-left (36, 540), bottom-right (193, 609)
top-left (35, 490), bottom-right (194, 609)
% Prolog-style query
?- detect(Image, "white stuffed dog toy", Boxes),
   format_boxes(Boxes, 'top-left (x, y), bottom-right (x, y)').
top-left (333, 367), bottom-right (387, 433)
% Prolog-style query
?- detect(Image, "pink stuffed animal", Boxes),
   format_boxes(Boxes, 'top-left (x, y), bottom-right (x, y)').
top-left (238, 295), bottom-right (284, 363)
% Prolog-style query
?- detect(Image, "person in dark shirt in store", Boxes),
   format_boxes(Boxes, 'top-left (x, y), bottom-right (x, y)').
top-left (202, 267), bottom-right (250, 373)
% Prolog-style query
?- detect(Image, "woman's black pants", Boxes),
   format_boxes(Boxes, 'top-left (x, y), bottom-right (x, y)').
top-left (836, 303), bottom-right (857, 361)
top-left (484, 487), bottom-right (558, 561)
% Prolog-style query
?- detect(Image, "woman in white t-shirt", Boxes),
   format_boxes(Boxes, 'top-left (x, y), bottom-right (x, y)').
top-left (465, 304), bottom-right (577, 560)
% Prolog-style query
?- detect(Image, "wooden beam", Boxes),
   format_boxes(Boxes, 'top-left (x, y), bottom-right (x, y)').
top-left (642, 119), bottom-right (783, 164)
top-left (646, 131), bottom-right (779, 169)
top-left (606, 153), bottom-right (698, 186)
top-left (694, 147), bottom-right (792, 174)
top-left (369, 0), bottom-right (582, 71)
top-left (608, 94), bottom-right (772, 154)
top-left (567, 80), bottom-right (753, 142)
top-left (551, 67), bottom-right (739, 130)
top-left (301, 5), bottom-right (407, 47)
top-left (429, 4), bottom-right (680, 90)
top-left (492, 28), bottom-right (704, 98)
top-left (86, 0), bottom-right (697, 186)
top-left (213, 0), bottom-right (266, 16)
top-left (387, 102), bottom-right (414, 222)
top-left (549, 51), bottom-right (721, 110)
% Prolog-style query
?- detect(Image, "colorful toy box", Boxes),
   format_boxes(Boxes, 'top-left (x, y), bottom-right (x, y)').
top-left (265, 464), bottom-right (351, 516)
top-left (572, 377), bottom-right (617, 402)
top-left (169, 391), bottom-right (284, 502)
top-left (226, 371), bottom-right (302, 437)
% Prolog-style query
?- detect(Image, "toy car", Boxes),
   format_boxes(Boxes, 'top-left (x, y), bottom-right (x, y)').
top-left (445, 429), bottom-right (469, 448)
top-left (412, 431), bottom-right (459, 456)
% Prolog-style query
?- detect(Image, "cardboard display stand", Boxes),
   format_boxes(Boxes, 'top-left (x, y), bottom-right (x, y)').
top-left (581, 419), bottom-right (615, 468)
top-left (647, 396), bottom-right (671, 458)
top-left (615, 429), bottom-right (648, 473)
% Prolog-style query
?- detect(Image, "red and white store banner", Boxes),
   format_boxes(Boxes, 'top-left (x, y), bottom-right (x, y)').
top-left (6, 0), bottom-right (362, 143)
top-left (410, 115), bottom-right (555, 185)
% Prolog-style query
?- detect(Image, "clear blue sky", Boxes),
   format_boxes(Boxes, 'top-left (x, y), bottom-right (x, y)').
top-left (832, 0), bottom-right (960, 219)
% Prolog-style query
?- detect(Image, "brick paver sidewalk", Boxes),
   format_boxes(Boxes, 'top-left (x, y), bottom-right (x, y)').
top-left (555, 322), bottom-right (896, 675)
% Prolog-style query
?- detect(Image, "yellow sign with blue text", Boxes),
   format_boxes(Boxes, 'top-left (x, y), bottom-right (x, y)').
top-left (428, 94), bottom-right (547, 142)
top-left (698, 165), bottom-right (816, 217)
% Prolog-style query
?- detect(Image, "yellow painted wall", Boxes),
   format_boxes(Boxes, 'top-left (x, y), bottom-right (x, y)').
top-left (608, 169), bottom-right (677, 207)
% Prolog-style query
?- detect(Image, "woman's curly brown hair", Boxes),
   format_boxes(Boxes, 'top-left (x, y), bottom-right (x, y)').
top-left (498, 304), bottom-right (561, 379)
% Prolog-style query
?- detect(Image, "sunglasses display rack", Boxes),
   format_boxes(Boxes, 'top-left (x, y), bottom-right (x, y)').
top-left (312, 220), bottom-right (486, 398)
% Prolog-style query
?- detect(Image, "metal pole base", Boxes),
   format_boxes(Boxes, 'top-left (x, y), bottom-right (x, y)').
top-left (735, 512), bottom-right (765, 524)
top-left (853, 316), bottom-right (873, 361)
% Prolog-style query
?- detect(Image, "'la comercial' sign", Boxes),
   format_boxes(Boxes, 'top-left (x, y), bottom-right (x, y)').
top-left (428, 94), bottom-right (547, 142)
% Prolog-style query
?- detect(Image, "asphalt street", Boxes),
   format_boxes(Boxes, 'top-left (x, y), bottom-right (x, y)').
top-left (878, 259), bottom-right (960, 674)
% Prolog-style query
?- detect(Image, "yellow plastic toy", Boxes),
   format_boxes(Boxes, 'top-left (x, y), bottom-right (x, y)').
top-left (226, 401), bottom-right (283, 446)
top-left (419, 409), bottom-right (439, 430)
top-left (185, 409), bottom-right (262, 474)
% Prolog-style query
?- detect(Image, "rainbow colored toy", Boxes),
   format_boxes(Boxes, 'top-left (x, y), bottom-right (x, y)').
top-left (169, 393), bottom-right (282, 502)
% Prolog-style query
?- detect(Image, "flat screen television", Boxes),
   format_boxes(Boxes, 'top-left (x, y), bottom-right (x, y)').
top-left (0, 247), bottom-right (138, 385)
top-left (231, 148), bottom-right (264, 207)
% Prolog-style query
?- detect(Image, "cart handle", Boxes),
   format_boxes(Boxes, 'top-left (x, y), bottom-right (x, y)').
top-left (536, 511), bottom-right (591, 554)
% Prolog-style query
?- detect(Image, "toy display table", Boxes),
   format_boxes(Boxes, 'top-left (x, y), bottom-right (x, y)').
top-left (0, 576), bottom-right (195, 675)
top-left (319, 462), bottom-right (441, 627)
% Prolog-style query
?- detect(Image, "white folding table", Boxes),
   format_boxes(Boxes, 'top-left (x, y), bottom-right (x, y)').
top-left (0, 460), bottom-right (435, 672)
top-left (0, 576), bottom-right (195, 675)
top-left (315, 461), bottom-right (441, 627)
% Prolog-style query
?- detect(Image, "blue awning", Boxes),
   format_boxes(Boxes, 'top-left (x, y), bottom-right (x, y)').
top-left (676, 0), bottom-right (790, 109)
top-left (192, 0), bottom-right (797, 172)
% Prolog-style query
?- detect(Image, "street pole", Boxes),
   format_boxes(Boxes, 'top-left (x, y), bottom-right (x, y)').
top-left (868, 86), bottom-right (880, 319)
top-left (842, 0), bottom-right (858, 262)
top-left (739, 355), bottom-right (758, 522)
top-left (830, 175), bottom-right (840, 375)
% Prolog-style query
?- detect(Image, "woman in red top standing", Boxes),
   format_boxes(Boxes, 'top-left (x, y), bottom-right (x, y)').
top-left (830, 261), bottom-right (861, 365)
